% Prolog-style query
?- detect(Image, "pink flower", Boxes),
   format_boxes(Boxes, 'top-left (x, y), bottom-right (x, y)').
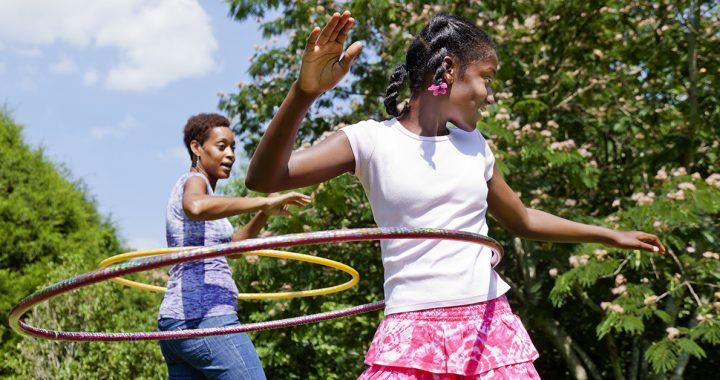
top-left (427, 82), bottom-right (447, 96)
top-left (678, 182), bottom-right (696, 191)
top-left (666, 327), bottom-right (680, 340)
top-left (615, 274), bottom-right (626, 286)
top-left (611, 285), bottom-right (627, 295)
top-left (644, 295), bottom-right (658, 305)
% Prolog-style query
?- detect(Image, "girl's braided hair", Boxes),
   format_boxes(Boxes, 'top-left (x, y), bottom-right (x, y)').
top-left (384, 14), bottom-right (496, 118)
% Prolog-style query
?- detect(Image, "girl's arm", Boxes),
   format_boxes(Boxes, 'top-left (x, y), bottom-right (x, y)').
top-left (245, 11), bottom-right (362, 193)
top-left (182, 176), bottom-right (311, 220)
top-left (486, 164), bottom-right (665, 253)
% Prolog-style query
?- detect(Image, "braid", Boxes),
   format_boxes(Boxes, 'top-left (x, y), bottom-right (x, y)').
top-left (427, 47), bottom-right (449, 86)
top-left (384, 63), bottom-right (408, 117)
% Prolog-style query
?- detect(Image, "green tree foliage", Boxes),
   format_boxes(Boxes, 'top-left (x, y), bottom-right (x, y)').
top-left (0, 111), bottom-right (165, 379)
top-left (221, 1), bottom-right (720, 379)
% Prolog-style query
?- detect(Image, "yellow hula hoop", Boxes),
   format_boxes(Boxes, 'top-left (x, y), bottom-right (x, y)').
top-left (97, 247), bottom-right (359, 300)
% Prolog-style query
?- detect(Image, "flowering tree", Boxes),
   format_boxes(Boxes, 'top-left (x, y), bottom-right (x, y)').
top-left (220, 0), bottom-right (720, 378)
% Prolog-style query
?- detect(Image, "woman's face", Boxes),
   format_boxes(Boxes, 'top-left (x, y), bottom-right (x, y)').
top-left (193, 126), bottom-right (236, 180)
top-left (444, 55), bottom-right (497, 131)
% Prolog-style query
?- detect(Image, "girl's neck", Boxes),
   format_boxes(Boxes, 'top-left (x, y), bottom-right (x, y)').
top-left (398, 96), bottom-right (449, 137)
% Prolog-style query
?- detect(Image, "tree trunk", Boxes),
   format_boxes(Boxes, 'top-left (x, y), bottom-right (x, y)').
top-left (606, 333), bottom-right (626, 380)
top-left (513, 238), bottom-right (602, 380)
top-left (683, 0), bottom-right (701, 167)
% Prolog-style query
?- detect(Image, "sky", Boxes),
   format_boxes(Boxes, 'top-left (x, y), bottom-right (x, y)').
top-left (0, 0), bottom-right (267, 251)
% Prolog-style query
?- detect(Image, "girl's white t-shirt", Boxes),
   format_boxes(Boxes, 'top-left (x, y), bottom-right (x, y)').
top-left (341, 118), bottom-right (510, 315)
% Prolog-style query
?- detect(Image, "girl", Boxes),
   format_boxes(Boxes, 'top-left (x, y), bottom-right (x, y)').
top-left (245, 12), bottom-right (665, 379)
top-left (157, 113), bottom-right (311, 380)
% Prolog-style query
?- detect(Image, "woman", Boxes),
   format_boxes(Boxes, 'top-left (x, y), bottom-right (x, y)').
top-left (157, 112), bottom-right (311, 379)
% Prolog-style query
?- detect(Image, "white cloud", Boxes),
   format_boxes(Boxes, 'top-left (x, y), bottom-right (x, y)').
top-left (51, 56), bottom-right (78, 74)
top-left (15, 47), bottom-right (44, 58)
top-left (126, 237), bottom-right (164, 251)
top-left (18, 66), bottom-right (38, 92)
top-left (90, 114), bottom-right (139, 139)
top-left (157, 146), bottom-right (188, 161)
top-left (83, 69), bottom-right (99, 85)
top-left (0, 0), bottom-right (218, 92)
top-left (158, 146), bottom-right (191, 170)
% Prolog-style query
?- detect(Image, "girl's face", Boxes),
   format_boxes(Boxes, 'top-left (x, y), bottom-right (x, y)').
top-left (444, 55), bottom-right (498, 131)
top-left (192, 126), bottom-right (236, 180)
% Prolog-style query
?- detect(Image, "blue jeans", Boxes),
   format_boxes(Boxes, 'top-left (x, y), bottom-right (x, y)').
top-left (158, 314), bottom-right (266, 380)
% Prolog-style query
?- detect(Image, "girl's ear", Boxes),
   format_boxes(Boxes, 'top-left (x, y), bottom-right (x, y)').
top-left (442, 56), bottom-right (457, 85)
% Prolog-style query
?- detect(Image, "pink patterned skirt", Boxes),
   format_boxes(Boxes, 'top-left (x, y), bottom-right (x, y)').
top-left (359, 296), bottom-right (540, 379)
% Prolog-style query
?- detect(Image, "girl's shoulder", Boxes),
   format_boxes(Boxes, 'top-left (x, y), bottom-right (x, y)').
top-left (342, 118), bottom-right (396, 135)
top-left (344, 118), bottom-right (394, 129)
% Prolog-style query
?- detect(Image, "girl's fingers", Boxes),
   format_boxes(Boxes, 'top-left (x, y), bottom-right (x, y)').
top-left (304, 27), bottom-right (322, 51)
top-left (329, 12), bottom-right (352, 41)
top-left (337, 17), bottom-right (355, 45)
top-left (640, 242), bottom-right (660, 253)
top-left (338, 41), bottom-right (363, 72)
top-left (317, 12), bottom-right (342, 45)
top-left (641, 236), bottom-right (665, 254)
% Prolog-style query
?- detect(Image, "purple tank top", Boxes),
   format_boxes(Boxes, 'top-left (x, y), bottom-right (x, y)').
top-left (158, 172), bottom-right (239, 320)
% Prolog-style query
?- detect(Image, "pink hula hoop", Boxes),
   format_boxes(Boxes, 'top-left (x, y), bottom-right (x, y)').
top-left (8, 227), bottom-right (503, 341)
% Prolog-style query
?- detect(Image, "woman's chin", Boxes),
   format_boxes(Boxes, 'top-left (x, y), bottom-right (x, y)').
top-left (217, 169), bottom-right (232, 179)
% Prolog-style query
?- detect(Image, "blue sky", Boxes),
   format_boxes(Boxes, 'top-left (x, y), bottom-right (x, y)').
top-left (0, 0), bottom-right (266, 250)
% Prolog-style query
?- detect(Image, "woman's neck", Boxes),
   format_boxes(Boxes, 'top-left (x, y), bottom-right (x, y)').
top-left (191, 167), bottom-right (217, 190)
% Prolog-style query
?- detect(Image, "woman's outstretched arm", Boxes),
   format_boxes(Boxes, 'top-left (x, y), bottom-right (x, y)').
top-left (487, 164), bottom-right (665, 253)
top-left (245, 11), bottom-right (362, 192)
top-left (182, 176), bottom-right (311, 220)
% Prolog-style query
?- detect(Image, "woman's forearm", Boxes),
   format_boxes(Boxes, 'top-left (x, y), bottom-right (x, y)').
top-left (184, 195), bottom-right (270, 220)
top-left (245, 82), bottom-right (318, 192)
top-left (232, 211), bottom-right (269, 241)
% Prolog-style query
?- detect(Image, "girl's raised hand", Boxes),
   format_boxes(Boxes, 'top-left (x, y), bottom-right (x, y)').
top-left (297, 11), bottom-right (363, 96)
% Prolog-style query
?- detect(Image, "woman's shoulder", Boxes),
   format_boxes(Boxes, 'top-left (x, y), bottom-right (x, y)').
top-left (173, 172), bottom-right (210, 190)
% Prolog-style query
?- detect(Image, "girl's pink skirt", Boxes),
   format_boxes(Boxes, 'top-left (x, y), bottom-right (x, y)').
top-left (359, 295), bottom-right (540, 379)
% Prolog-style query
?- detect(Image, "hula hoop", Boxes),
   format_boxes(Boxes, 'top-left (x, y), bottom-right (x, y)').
top-left (8, 227), bottom-right (503, 341)
top-left (98, 248), bottom-right (360, 300)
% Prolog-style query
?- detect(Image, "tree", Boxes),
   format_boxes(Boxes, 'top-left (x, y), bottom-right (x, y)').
top-left (220, 1), bottom-right (720, 379)
top-left (0, 110), bottom-right (166, 379)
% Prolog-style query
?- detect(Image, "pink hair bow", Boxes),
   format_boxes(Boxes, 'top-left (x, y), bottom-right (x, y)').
top-left (427, 82), bottom-right (447, 96)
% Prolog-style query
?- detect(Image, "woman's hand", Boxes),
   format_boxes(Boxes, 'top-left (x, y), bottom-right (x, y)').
top-left (262, 192), bottom-right (312, 216)
top-left (297, 11), bottom-right (363, 96)
top-left (608, 230), bottom-right (666, 253)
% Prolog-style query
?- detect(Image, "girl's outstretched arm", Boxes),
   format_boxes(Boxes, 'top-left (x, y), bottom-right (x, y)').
top-left (246, 11), bottom-right (362, 193)
top-left (487, 164), bottom-right (665, 253)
